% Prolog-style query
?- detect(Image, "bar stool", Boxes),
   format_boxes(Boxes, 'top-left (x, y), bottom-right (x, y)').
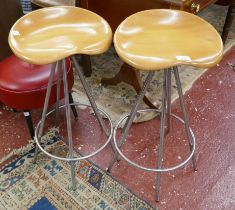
top-left (9, 6), bottom-right (113, 190)
top-left (107, 9), bottom-right (223, 201)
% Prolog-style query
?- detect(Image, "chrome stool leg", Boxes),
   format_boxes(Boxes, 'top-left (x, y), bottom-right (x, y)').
top-left (62, 59), bottom-right (77, 190)
top-left (173, 66), bottom-right (197, 171)
top-left (34, 57), bottom-right (113, 191)
top-left (33, 62), bottom-right (57, 163)
top-left (71, 56), bottom-right (109, 136)
top-left (55, 60), bottom-right (62, 125)
top-left (156, 70), bottom-right (167, 201)
top-left (166, 68), bottom-right (172, 132)
top-left (71, 55), bottom-right (116, 153)
top-left (107, 71), bottom-right (155, 172)
top-left (55, 61), bottom-right (78, 123)
top-left (110, 68), bottom-right (196, 201)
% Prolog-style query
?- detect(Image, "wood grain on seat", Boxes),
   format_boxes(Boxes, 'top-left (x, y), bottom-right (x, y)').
top-left (9, 6), bottom-right (112, 65)
top-left (114, 9), bottom-right (223, 71)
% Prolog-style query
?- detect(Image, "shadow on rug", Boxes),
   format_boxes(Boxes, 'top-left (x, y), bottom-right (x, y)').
top-left (72, 5), bottom-right (235, 127)
top-left (0, 129), bottom-right (156, 210)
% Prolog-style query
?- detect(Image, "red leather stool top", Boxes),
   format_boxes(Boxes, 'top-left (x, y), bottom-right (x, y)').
top-left (0, 55), bottom-right (74, 110)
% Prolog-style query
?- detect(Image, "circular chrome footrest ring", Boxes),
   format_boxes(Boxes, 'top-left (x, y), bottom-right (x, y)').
top-left (113, 108), bottom-right (196, 172)
top-left (35, 102), bottom-right (113, 162)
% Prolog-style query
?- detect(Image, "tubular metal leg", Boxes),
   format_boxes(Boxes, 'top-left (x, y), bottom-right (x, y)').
top-left (71, 56), bottom-right (116, 153)
top-left (173, 66), bottom-right (197, 171)
top-left (107, 71), bottom-right (155, 172)
top-left (23, 111), bottom-right (34, 139)
top-left (166, 68), bottom-right (172, 133)
top-left (156, 70), bottom-right (167, 202)
top-left (71, 56), bottom-right (109, 136)
top-left (33, 63), bottom-right (57, 163)
top-left (55, 61), bottom-right (78, 121)
top-left (55, 61), bottom-right (62, 124)
top-left (62, 59), bottom-right (77, 190)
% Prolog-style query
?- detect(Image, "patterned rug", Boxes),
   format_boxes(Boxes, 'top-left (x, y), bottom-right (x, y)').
top-left (72, 5), bottom-right (235, 127)
top-left (0, 130), bottom-right (156, 210)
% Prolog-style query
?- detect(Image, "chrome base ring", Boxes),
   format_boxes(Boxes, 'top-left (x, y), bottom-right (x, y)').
top-left (113, 108), bottom-right (196, 172)
top-left (35, 102), bottom-right (113, 162)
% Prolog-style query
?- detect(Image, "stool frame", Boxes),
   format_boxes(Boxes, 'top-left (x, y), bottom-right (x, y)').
top-left (107, 67), bottom-right (197, 201)
top-left (33, 56), bottom-right (113, 190)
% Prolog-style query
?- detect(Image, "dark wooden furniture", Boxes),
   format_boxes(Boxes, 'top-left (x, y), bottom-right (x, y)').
top-left (78, 0), bottom-right (234, 41)
top-left (78, 0), bottom-right (201, 31)
top-left (0, 0), bottom-right (23, 60)
top-left (78, 0), bottom-right (234, 108)
top-left (196, 0), bottom-right (235, 38)
top-left (218, 0), bottom-right (235, 42)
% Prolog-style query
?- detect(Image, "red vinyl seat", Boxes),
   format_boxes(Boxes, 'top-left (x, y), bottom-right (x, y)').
top-left (0, 55), bottom-right (73, 110)
top-left (0, 55), bottom-right (77, 139)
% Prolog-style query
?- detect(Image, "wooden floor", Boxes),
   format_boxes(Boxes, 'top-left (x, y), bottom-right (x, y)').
top-left (1, 45), bottom-right (235, 209)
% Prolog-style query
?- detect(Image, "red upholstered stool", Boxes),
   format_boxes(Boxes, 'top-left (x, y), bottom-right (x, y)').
top-left (0, 55), bottom-right (77, 139)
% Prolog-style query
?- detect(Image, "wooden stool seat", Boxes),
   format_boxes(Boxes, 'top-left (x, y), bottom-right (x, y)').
top-left (114, 9), bottom-right (223, 71)
top-left (31, 0), bottom-right (75, 7)
top-left (9, 6), bottom-right (112, 65)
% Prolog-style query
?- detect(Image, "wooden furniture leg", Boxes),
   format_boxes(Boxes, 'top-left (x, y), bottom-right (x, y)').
top-left (81, 55), bottom-right (92, 77)
top-left (221, 4), bottom-right (235, 42)
top-left (101, 63), bottom-right (158, 108)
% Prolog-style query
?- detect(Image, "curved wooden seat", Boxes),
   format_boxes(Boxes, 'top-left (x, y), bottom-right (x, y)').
top-left (114, 9), bottom-right (223, 71)
top-left (9, 6), bottom-right (112, 65)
